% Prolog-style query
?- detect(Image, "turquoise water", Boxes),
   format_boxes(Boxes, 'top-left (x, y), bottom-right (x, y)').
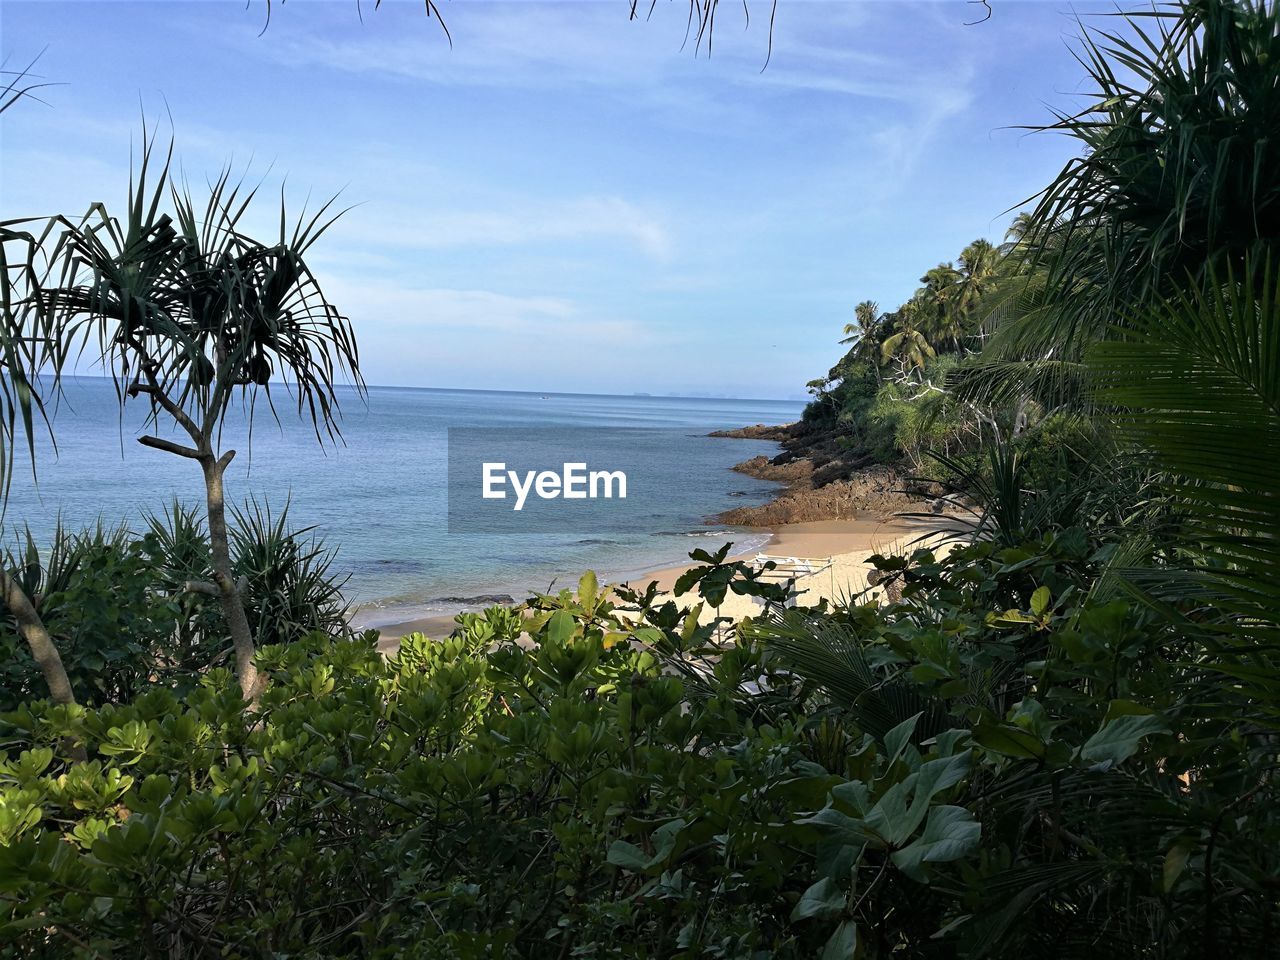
top-left (5, 378), bottom-right (801, 625)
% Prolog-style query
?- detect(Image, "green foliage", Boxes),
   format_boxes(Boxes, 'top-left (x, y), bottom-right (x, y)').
top-left (2, 531), bottom-right (1275, 958)
top-left (806, 235), bottom-right (1010, 468)
top-left (0, 524), bottom-right (177, 709)
top-left (1089, 258), bottom-right (1280, 643)
top-left (231, 497), bottom-right (350, 646)
top-left (0, 504), bottom-right (351, 710)
top-left (958, 0), bottom-right (1280, 410)
top-left (44, 136), bottom-right (364, 445)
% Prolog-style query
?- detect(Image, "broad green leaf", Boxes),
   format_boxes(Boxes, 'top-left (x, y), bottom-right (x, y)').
top-left (577, 570), bottom-right (598, 607)
top-left (821, 919), bottom-right (859, 959)
top-left (1030, 585), bottom-right (1051, 617)
top-left (791, 877), bottom-right (845, 921)
top-left (890, 805), bottom-right (981, 881)
top-left (1080, 713), bottom-right (1168, 766)
top-left (1163, 838), bottom-right (1195, 892)
top-left (606, 840), bottom-right (649, 871)
top-left (797, 806), bottom-right (880, 848)
top-left (973, 721), bottom-right (1044, 760)
top-left (545, 609), bottom-right (575, 645)
top-left (883, 712), bottom-right (921, 768)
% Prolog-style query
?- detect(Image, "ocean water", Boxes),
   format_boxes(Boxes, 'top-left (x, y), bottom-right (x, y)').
top-left (4, 378), bottom-right (801, 625)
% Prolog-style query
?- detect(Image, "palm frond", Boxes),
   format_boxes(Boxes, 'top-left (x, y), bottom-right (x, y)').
top-left (1088, 257), bottom-right (1280, 637)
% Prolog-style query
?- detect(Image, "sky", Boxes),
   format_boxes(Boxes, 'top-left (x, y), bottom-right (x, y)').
top-left (0, 0), bottom-right (1112, 399)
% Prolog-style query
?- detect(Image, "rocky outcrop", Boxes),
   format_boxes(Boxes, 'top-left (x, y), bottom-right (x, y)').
top-left (712, 422), bottom-right (931, 526)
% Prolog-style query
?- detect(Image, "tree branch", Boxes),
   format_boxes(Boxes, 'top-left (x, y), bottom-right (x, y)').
top-left (136, 362), bottom-right (203, 445)
top-left (138, 435), bottom-right (204, 460)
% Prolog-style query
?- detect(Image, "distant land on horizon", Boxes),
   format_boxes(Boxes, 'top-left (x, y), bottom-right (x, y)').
top-left (54, 374), bottom-right (809, 408)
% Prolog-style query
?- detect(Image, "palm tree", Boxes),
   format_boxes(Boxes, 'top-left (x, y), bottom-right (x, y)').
top-left (880, 300), bottom-right (936, 376)
top-left (0, 59), bottom-right (83, 708)
top-left (840, 299), bottom-right (880, 346)
top-left (917, 265), bottom-right (962, 351)
top-left (0, 221), bottom-right (77, 707)
top-left (43, 140), bottom-right (364, 701)
top-left (1089, 258), bottom-right (1280, 644)
top-left (956, 240), bottom-right (999, 316)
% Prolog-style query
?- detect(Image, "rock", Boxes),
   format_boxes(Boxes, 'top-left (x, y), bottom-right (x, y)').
top-left (712, 421), bottom-right (934, 525)
top-left (430, 594), bottom-right (516, 606)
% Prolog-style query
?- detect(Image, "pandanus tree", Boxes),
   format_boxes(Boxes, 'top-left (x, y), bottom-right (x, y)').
top-left (0, 219), bottom-right (77, 706)
top-left (958, 0), bottom-right (1280, 410)
top-left (42, 142), bottom-right (363, 700)
top-left (0, 60), bottom-right (84, 707)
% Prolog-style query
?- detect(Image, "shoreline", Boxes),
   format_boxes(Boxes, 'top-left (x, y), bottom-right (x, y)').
top-left (362, 421), bottom-right (932, 646)
top-left (365, 516), bottom-right (921, 644)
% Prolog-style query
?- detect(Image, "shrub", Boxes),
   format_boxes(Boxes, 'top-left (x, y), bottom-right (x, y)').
top-left (0, 503), bottom-right (351, 711)
top-left (2, 542), bottom-right (1274, 958)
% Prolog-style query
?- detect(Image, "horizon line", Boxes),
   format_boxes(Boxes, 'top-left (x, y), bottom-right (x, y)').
top-left (56, 373), bottom-right (807, 406)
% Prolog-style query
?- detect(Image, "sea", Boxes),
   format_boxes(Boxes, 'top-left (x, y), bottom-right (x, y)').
top-left (4, 377), bottom-right (802, 627)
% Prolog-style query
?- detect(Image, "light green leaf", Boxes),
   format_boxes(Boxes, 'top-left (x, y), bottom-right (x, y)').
top-left (577, 570), bottom-right (598, 607)
top-left (890, 805), bottom-right (981, 881)
top-left (883, 712), bottom-right (921, 768)
top-left (797, 806), bottom-right (881, 848)
top-left (1030, 585), bottom-right (1051, 617)
top-left (606, 840), bottom-right (649, 871)
top-left (545, 609), bottom-right (575, 645)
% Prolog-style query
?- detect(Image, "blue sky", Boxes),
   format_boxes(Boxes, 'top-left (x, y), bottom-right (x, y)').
top-left (1, 0), bottom-right (1108, 399)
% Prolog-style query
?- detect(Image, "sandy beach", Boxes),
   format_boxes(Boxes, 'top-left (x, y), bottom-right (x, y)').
top-left (369, 515), bottom-right (930, 648)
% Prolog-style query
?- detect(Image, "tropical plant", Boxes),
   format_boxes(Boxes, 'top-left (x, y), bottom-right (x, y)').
top-left (0, 507), bottom-right (352, 711)
top-left (41, 138), bottom-right (363, 699)
top-left (0, 213), bottom-right (72, 707)
top-left (959, 0), bottom-right (1280, 410)
top-left (1088, 258), bottom-right (1280, 644)
top-left (880, 299), bottom-right (936, 375)
top-left (230, 498), bottom-right (350, 647)
top-left (0, 523), bottom-right (177, 711)
top-left (840, 299), bottom-right (882, 349)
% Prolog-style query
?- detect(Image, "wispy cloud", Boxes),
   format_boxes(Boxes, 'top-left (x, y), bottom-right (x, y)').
top-left (345, 196), bottom-right (672, 260)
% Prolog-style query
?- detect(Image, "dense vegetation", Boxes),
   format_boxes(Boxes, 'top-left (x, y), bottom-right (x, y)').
top-left (1, 0), bottom-right (1277, 957)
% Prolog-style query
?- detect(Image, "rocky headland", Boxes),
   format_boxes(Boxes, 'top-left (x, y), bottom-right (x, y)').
top-left (711, 421), bottom-right (927, 526)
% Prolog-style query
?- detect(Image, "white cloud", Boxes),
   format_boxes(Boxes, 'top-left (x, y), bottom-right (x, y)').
top-left (319, 277), bottom-right (643, 340)
top-left (342, 196), bottom-right (672, 259)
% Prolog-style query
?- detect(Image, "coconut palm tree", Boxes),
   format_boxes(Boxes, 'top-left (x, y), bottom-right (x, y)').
top-left (880, 300), bottom-right (936, 376)
top-left (840, 299), bottom-right (880, 346)
top-left (42, 140), bottom-right (364, 700)
top-left (956, 240), bottom-right (1000, 318)
top-left (916, 265), bottom-right (962, 351)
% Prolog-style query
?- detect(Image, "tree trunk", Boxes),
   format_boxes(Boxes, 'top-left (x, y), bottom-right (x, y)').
top-left (201, 452), bottom-right (260, 700)
top-left (1, 566), bottom-right (76, 705)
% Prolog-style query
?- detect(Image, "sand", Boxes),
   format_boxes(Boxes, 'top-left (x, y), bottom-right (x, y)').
top-left (366, 516), bottom-right (940, 650)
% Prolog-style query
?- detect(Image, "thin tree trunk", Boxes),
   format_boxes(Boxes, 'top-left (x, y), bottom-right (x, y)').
top-left (201, 452), bottom-right (260, 700)
top-left (1, 566), bottom-right (76, 705)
